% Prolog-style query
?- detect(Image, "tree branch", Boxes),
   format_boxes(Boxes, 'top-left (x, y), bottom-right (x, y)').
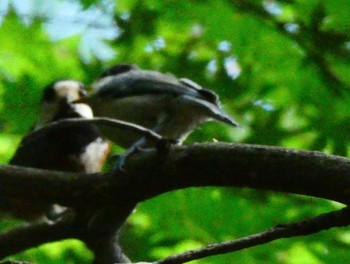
top-left (83, 204), bottom-right (135, 264)
top-left (154, 207), bottom-right (350, 264)
top-left (26, 117), bottom-right (163, 144)
top-left (0, 217), bottom-right (77, 258)
top-left (2, 143), bottom-right (350, 260)
top-left (0, 165), bottom-right (107, 207)
top-left (124, 143), bottom-right (350, 204)
top-left (2, 142), bottom-right (350, 205)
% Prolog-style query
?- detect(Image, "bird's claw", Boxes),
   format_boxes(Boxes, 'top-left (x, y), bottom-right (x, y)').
top-left (112, 145), bottom-right (149, 171)
top-left (113, 153), bottom-right (128, 171)
top-left (112, 138), bottom-right (177, 170)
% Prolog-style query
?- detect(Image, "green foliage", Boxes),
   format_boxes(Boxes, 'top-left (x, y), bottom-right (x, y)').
top-left (9, 239), bottom-right (93, 264)
top-left (0, 0), bottom-right (349, 263)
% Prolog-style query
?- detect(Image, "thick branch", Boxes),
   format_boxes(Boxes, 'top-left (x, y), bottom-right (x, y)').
top-left (2, 143), bottom-right (350, 261)
top-left (154, 207), bottom-right (350, 264)
top-left (0, 165), bottom-right (107, 207)
top-left (2, 143), bottom-right (350, 206)
top-left (123, 143), bottom-right (350, 204)
top-left (83, 204), bottom-right (135, 264)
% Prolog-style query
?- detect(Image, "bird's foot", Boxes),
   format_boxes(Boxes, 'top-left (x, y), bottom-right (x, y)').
top-left (112, 145), bottom-right (152, 171)
top-left (112, 153), bottom-right (128, 171)
top-left (112, 138), bottom-right (177, 171)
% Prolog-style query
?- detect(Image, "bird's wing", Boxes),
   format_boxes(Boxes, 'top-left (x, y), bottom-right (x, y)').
top-left (94, 70), bottom-right (214, 102)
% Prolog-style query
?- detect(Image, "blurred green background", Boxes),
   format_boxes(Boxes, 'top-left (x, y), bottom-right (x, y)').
top-left (0, 0), bottom-right (350, 263)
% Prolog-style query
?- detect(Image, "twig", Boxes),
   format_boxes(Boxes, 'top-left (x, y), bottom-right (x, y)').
top-left (27, 117), bottom-right (163, 144)
top-left (155, 207), bottom-right (350, 264)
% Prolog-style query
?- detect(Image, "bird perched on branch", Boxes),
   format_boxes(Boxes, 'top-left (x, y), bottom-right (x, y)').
top-left (80, 63), bottom-right (238, 150)
top-left (3, 80), bottom-right (110, 221)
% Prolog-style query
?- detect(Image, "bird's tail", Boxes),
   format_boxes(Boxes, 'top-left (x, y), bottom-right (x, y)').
top-left (215, 109), bottom-right (239, 127)
top-left (181, 95), bottom-right (239, 127)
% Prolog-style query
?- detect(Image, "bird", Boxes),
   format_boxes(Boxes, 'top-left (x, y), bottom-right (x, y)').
top-left (2, 80), bottom-right (110, 221)
top-left (80, 63), bottom-right (238, 150)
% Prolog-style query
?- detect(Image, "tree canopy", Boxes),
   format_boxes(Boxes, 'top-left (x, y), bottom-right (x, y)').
top-left (0, 0), bottom-right (350, 263)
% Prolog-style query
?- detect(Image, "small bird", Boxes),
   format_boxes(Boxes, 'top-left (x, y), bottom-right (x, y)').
top-left (3, 80), bottom-right (110, 221)
top-left (80, 63), bottom-right (238, 149)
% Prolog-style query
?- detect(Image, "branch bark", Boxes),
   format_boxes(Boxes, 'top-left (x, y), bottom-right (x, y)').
top-left (2, 142), bottom-right (350, 261)
top-left (2, 142), bottom-right (350, 205)
top-left (123, 142), bottom-right (350, 204)
top-left (154, 207), bottom-right (350, 264)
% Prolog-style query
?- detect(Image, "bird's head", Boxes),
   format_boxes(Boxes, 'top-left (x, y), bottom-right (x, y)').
top-left (35, 80), bottom-right (90, 129)
top-left (42, 80), bottom-right (87, 104)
